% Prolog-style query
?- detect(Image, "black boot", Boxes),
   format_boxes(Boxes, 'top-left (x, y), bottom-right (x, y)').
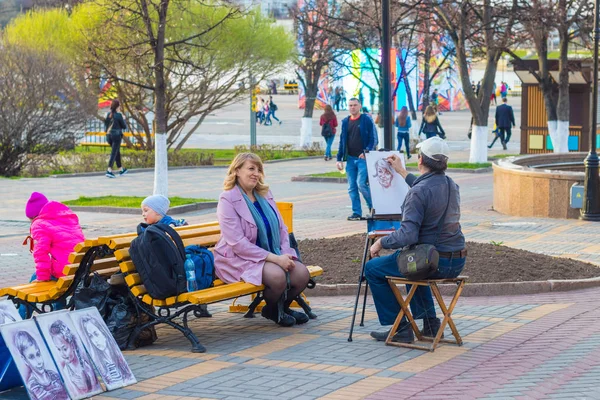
top-left (285, 308), bottom-right (309, 324)
top-left (261, 304), bottom-right (296, 327)
top-left (421, 317), bottom-right (444, 338)
top-left (370, 321), bottom-right (414, 343)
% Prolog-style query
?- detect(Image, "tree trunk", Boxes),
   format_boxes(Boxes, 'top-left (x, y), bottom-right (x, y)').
top-left (422, 34), bottom-right (432, 110)
top-left (152, 0), bottom-right (169, 196)
top-left (398, 50), bottom-right (417, 120)
top-left (555, 26), bottom-right (571, 153)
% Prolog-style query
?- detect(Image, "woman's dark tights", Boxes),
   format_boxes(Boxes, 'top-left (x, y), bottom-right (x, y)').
top-left (262, 261), bottom-right (310, 310)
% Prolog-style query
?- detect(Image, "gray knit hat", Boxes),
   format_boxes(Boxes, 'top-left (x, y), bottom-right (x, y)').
top-left (141, 195), bottom-right (170, 217)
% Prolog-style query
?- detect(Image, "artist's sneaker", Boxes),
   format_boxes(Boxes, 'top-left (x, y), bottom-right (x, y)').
top-left (347, 214), bottom-right (362, 221)
top-left (371, 324), bottom-right (414, 343)
top-left (105, 171), bottom-right (116, 178)
top-left (421, 317), bottom-right (444, 338)
top-left (119, 168), bottom-right (128, 176)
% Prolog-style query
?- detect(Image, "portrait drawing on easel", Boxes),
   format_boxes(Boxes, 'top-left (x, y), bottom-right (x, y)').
top-left (365, 151), bottom-right (410, 216)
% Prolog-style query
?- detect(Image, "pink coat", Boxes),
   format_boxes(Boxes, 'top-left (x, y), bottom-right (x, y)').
top-left (214, 186), bottom-right (296, 285)
top-left (30, 201), bottom-right (85, 281)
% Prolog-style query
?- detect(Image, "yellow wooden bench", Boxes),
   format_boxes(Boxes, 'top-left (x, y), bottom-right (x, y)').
top-left (110, 204), bottom-right (323, 353)
top-left (80, 131), bottom-right (155, 149)
top-left (0, 240), bottom-right (120, 316)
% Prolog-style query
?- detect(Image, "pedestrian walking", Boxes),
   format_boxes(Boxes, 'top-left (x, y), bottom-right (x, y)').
top-left (395, 106), bottom-right (412, 159)
top-left (104, 99), bottom-right (128, 178)
top-left (418, 106), bottom-right (446, 139)
top-left (319, 105), bottom-right (338, 161)
top-left (493, 97), bottom-right (515, 150)
top-left (334, 87), bottom-right (341, 112)
top-left (430, 89), bottom-right (441, 115)
top-left (336, 98), bottom-right (375, 221)
top-left (256, 97), bottom-right (264, 124)
top-left (263, 100), bottom-right (272, 126)
top-left (267, 96), bottom-right (281, 125)
top-left (500, 81), bottom-right (508, 99)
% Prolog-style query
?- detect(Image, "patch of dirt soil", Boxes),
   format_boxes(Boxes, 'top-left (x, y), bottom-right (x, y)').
top-left (298, 234), bottom-right (600, 284)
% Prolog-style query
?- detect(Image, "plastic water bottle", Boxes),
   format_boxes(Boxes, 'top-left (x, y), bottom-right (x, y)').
top-left (184, 255), bottom-right (198, 292)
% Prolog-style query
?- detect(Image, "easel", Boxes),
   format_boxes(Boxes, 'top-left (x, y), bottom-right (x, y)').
top-left (347, 211), bottom-right (401, 342)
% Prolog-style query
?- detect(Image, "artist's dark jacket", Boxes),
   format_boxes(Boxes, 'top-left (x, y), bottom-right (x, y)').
top-left (336, 114), bottom-right (376, 162)
top-left (381, 172), bottom-right (465, 252)
top-left (495, 104), bottom-right (515, 129)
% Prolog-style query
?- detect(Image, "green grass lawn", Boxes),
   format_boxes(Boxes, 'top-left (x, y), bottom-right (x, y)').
top-left (490, 154), bottom-right (520, 159)
top-left (63, 195), bottom-right (215, 208)
top-left (309, 171), bottom-right (347, 178)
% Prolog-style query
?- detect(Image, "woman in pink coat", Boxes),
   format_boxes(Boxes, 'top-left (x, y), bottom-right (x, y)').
top-left (214, 153), bottom-right (310, 327)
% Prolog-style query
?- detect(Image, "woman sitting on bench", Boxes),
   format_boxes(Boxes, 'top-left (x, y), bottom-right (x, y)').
top-left (214, 153), bottom-right (310, 327)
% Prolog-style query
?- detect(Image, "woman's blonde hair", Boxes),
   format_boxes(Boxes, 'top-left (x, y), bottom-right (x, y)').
top-left (424, 105), bottom-right (437, 123)
top-left (223, 153), bottom-right (269, 196)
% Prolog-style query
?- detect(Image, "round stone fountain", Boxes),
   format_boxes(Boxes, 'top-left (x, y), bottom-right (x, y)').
top-left (493, 153), bottom-right (589, 219)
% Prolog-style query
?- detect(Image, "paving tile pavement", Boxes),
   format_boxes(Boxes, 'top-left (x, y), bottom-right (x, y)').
top-left (2, 159), bottom-right (600, 399)
top-left (4, 289), bottom-right (600, 399)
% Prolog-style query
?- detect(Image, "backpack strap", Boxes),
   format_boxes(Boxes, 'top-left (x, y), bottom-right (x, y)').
top-left (152, 223), bottom-right (186, 260)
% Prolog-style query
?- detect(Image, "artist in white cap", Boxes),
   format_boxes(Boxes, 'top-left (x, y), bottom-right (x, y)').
top-left (365, 137), bottom-right (467, 344)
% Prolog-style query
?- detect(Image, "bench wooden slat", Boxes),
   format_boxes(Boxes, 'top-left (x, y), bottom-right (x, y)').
top-left (98, 222), bottom-right (220, 247)
top-left (68, 252), bottom-right (86, 264)
top-left (74, 242), bottom-right (92, 253)
top-left (63, 257), bottom-right (119, 276)
top-left (188, 282), bottom-right (264, 305)
top-left (109, 226), bottom-right (221, 250)
top-left (4, 281), bottom-right (58, 297)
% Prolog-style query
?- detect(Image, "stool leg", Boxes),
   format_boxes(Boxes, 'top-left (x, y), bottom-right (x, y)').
top-left (430, 282), bottom-right (464, 349)
top-left (387, 281), bottom-right (422, 343)
top-left (348, 235), bottom-right (372, 342)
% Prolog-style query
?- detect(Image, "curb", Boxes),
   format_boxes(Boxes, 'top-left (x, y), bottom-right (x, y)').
top-left (69, 201), bottom-right (218, 215)
top-left (310, 276), bottom-right (600, 297)
top-left (50, 156), bottom-right (325, 179)
top-left (292, 167), bottom-right (492, 183)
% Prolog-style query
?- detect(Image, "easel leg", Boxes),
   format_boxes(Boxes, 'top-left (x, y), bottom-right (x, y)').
top-left (360, 280), bottom-right (369, 326)
top-left (348, 234), bottom-right (371, 342)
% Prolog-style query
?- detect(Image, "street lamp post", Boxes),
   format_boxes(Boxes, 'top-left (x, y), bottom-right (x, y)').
top-left (581, 0), bottom-right (600, 220)
top-left (381, 0), bottom-right (393, 150)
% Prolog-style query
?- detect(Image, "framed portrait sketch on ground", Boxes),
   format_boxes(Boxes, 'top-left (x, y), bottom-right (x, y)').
top-left (0, 319), bottom-right (69, 400)
top-left (0, 300), bottom-right (21, 325)
top-left (36, 311), bottom-right (104, 399)
top-left (70, 307), bottom-right (136, 390)
top-left (365, 151), bottom-right (410, 216)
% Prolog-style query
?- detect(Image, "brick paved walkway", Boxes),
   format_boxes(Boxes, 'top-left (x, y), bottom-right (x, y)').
top-left (2, 159), bottom-right (600, 399)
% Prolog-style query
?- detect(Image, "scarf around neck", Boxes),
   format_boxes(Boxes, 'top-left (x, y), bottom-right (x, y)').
top-left (238, 186), bottom-right (281, 255)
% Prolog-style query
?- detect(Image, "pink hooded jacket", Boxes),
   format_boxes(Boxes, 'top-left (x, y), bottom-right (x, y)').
top-left (30, 201), bottom-right (85, 281)
top-left (213, 187), bottom-right (296, 286)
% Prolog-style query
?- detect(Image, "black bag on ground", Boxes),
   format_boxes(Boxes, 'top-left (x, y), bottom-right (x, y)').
top-left (74, 273), bottom-right (157, 349)
top-left (129, 223), bottom-right (187, 299)
top-left (73, 273), bottom-right (111, 315)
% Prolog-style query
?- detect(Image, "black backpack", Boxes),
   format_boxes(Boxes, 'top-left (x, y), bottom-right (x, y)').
top-left (321, 121), bottom-right (333, 138)
top-left (129, 223), bottom-right (187, 299)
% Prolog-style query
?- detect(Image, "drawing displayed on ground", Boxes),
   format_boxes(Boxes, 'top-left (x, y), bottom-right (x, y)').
top-left (0, 300), bottom-right (21, 325)
top-left (70, 307), bottom-right (137, 390)
top-left (366, 150), bottom-right (410, 215)
top-left (0, 319), bottom-right (69, 400)
top-left (36, 311), bottom-right (104, 399)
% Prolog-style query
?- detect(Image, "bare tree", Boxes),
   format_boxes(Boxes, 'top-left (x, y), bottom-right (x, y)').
top-left (85, 1), bottom-right (291, 195)
top-left (511, 0), bottom-right (592, 153)
top-left (291, 0), bottom-right (339, 146)
top-left (0, 44), bottom-right (95, 176)
top-left (432, 0), bottom-right (519, 162)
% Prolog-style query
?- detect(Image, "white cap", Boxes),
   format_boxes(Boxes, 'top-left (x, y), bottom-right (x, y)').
top-left (416, 137), bottom-right (450, 161)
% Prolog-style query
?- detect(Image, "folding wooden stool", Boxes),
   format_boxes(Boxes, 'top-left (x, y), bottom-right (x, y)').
top-left (384, 276), bottom-right (467, 352)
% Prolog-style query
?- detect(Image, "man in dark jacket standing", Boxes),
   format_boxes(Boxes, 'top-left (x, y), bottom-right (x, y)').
top-left (495, 97), bottom-right (516, 150)
top-left (336, 98), bottom-right (376, 221)
top-left (365, 137), bottom-right (466, 343)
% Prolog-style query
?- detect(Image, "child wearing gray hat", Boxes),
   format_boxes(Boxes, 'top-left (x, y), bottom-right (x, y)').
top-left (141, 195), bottom-right (187, 227)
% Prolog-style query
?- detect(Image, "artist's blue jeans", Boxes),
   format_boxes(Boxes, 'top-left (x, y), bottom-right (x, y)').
top-left (365, 251), bottom-right (466, 326)
top-left (324, 135), bottom-right (334, 158)
top-left (397, 131), bottom-right (410, 154)
top-left (345, 156), bottom-right (372, 216)
top-left (18, 273), bottom-right (65, 319)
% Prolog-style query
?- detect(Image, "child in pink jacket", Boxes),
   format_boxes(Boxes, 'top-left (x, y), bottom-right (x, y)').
top-left (20, 192), bottom-right (84, 317)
